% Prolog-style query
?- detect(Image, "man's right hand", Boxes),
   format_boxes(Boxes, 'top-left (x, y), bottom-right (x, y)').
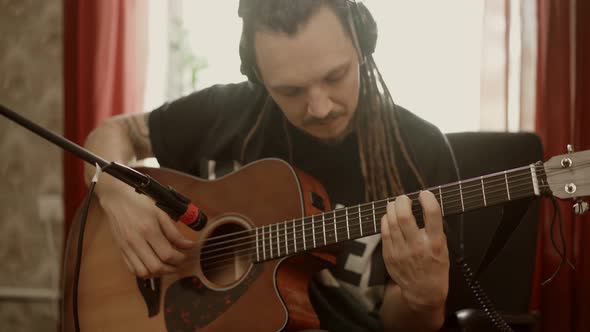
top-left (84, 112), bottom-right (195, 278)
top-left (96, 176), bottom-right (196, 278)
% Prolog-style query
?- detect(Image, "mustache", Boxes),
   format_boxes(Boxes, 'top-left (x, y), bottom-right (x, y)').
top-left (302, 110), bottom-right (345, 126)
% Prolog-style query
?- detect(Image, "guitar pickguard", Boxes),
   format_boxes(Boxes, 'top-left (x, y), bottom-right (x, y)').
top-left (163, 265), bottom-right (263, 331)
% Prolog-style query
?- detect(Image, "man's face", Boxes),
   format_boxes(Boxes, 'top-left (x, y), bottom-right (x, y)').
top-left (254, 6), bottom-right (361, 143)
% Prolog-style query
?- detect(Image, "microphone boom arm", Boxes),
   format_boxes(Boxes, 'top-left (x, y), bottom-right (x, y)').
top-left (0, 103), bottom-right (207, 230)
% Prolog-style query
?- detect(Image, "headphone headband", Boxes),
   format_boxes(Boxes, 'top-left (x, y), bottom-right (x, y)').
top-left (238, 0), bottom-right (377, 84)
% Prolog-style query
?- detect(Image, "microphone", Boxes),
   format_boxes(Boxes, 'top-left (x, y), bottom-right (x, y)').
top-left (105, 162), bottom-right (207, 230)
top-left (0, 103), bottom-right (207, 230)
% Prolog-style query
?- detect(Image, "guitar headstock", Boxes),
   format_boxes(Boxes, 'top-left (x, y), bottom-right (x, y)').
top-left (544, 149), bottom-right (590, 200)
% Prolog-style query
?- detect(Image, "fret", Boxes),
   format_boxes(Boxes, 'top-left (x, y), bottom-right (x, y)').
top-left (483, 174), bottom-right (509, 205)
top-left (274, 223), bottom-right (279, 258)
top-left (372, 202), bottom-right (377, 233)
top-left (345, 209), bottom-right (350, 239)
top-left (462, 179), bottom-right (485, 212)
top-left (334, 208), bottom-right (349, 243)
top-left (481, 176), bottom-right (487, 206)
top-left (358, 206), bottom-right (363, 237)
top-left (284, 221), bottom-right (289, 255)
top-left (530, 164), bottom-right (540, 196)
top-left (302, 216), bottom-right (307, 251)
top-left (311, 215), bottom-right (316, 248)
top-left (361, 205), bottom-right (375, 236)
top-left (255, 228), bottom-right (260, 262)
top-left (504, 171), bottom-right (511, 200)
top-left (276, 223), bottom-right (281, 257)
top-left (273, 224), bottom-right (281, 257)
top-left (299, 218), bottom-right (308, 252)
top-left (508, 169), bottom-right (536, 200)
top-left (314, 214), bottom-right (324, 248)
top-left (268, 224), bottom-right (272, 259)
top-left (292, 219), bottom-right (298, 253)
top-left (322, 213), bottom-right (327, 245)
top-left (347, 206), bottom-right (362, 239)
top-left (459, 181), bottom-right (465, 212)
top-left (359, 207), bottom-right (368, 237)
top-left (324, 211), bottom-right (334, 245)
top-left (275, 224), bottom-right (280, 257)
top-left (262, 225), bottom-right (266, 260)
top-left (440, 184), bottom-right (459, 215)
top-left (333, 210), bottom-right (338, 243)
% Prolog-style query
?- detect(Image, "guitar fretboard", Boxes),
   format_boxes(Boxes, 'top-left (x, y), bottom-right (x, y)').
top-left (250, 164), bottom-right (542, 263)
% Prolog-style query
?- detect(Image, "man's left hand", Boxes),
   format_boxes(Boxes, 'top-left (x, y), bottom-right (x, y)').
top-left (380, 191), bottom-right (449, 312)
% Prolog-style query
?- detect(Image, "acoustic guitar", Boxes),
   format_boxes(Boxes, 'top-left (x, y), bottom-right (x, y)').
top-left (61, 150), bottom-right (590, 332)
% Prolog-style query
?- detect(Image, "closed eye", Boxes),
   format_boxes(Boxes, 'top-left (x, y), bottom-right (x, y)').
top-left (276, 86), bottom-right (303, 97)
top-left (325, 66), bottom-right (348, 83)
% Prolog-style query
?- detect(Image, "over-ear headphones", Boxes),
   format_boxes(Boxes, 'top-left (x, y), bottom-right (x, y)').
top-left (237, 0), bottom-right (378, 84)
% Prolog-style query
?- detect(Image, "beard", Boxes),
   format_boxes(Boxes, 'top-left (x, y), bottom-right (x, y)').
top-left (301, 112), bottom-right (356, 145)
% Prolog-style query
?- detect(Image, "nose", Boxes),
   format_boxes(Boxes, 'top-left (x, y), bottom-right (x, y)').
top-left (307, 86), bottom-right (333, 119)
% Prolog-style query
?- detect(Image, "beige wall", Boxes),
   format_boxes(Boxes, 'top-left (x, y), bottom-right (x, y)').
top-left (0, 0), bottom-right (63, 331)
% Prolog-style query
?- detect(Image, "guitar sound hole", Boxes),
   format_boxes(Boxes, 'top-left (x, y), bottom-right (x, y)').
top-left (199, 221), bottom-right (253, 289)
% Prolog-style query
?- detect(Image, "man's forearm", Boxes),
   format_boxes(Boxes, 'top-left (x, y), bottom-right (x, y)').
top-left (83, 113), bottom-right (153, 193)
top-left (381, 282), bottom-right (445, 332)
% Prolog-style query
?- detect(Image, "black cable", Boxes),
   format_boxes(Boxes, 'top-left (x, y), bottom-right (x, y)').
top-left (444, 220), bottom-right (514, 332)
top-left (541, 197), bottom-right (575, 286)
top-left (556, 199), bottom-right (576, 271)
top-left (441, 136), bottom-right (513, 332)
top-left (72, 180), bottom-right (98, 332)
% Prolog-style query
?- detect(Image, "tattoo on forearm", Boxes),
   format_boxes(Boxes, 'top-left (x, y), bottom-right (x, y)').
top-left (125, 113), bottom-right (153, 159)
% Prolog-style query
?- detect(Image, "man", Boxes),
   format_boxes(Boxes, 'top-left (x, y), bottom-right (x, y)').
top-left (84, 1), bottom-right (456, 331)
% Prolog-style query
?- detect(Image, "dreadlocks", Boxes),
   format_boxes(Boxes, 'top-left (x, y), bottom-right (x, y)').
top-left (240, 0), bottom-right (426, 201)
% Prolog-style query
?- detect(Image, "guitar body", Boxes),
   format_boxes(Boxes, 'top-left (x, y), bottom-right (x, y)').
top-left (62, 159), bottom-right (334, 332)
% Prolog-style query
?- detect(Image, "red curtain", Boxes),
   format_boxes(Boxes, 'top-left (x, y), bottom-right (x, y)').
top-left (531, 0), bottom-right (590, 331)
top-left (63, 0), bottom-right (147, 236)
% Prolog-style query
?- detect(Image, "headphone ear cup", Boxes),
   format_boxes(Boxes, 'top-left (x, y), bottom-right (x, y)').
top-left (239, 31), bottom-right (262, 84)
top-left (354, 2), bottom-right (378, 56)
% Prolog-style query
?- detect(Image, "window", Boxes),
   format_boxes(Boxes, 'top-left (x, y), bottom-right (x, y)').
top-left (145, 0), bottom-right (486, 133)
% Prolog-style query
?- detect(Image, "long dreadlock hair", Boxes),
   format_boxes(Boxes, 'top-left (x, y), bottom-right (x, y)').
top-left (239, 0), bottom-right (426, 201)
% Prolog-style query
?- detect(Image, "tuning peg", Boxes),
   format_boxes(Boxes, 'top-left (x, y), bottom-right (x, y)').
top-left (574, 200), bottom-right (589, 216)
top-left (567, 144), bottom-right (575, 153)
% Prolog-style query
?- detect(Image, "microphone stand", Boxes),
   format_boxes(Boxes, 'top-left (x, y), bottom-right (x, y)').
top-left (2, 103), bottom-right (208, 331)
top-left (0, 103), bottom-right (207, 230)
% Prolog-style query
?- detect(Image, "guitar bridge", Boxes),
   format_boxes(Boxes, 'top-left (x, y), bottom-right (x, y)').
top-left (136, 277), bottom-right (161, 317)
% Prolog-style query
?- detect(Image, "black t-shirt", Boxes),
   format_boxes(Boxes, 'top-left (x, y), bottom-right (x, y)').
top-left (149, 81), bottom-right (458, 331)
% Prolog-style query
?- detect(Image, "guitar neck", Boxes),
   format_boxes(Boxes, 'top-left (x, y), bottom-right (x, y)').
top-left (252, 163), bottom-right (547, 263)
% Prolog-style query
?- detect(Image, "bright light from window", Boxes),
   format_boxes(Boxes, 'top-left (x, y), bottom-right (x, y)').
top-left (144, 0), bottom-right (485, 134)
top-left (368, 0), bottom-right (484, 133)
top-left (181, 1), bottom-right (245, 88)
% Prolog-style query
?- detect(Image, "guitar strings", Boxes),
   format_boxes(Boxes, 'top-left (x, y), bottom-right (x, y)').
top-left (197, 180), bottom-right (588, 275)
top-left (239, 179), bottom-right (590, 261)
top-left (199, 164), bottom-right (587, 260)
top-left (198, 168), bottom-right (539, 253)
top-left (198, 180), bottom-right (538, 262)
top-left (194, 164), bottom-right (587, 273)
top-left (199, 179), bottom-right (535, 262)
top-left (199, 166), bottom-right (537, 248)
top-left (196, 186), bottom-right (543, 274)
top-left (198, 162), bottom-right (585, 248)
top-left (199, 173), bottom-right (537, 257)
top-left (195, 184), bottom-right (540, 270)
top-left (200, 162), bottom-right (587, 251)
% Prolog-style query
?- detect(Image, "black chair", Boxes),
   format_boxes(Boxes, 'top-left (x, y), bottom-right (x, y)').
top-left (442, 132), bottom-right (543, 332)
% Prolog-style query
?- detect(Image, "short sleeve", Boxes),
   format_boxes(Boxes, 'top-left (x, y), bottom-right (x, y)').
top-left (148, 82), bottom-right (265, 175)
